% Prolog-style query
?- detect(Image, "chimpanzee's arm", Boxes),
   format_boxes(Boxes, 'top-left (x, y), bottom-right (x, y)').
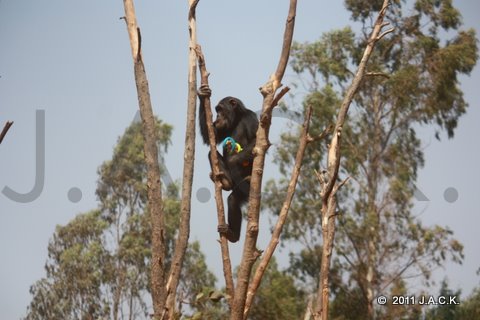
top-left (198, 84), bottom-right (212, 145)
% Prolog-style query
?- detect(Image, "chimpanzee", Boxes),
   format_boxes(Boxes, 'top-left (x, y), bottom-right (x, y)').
top-left (198, 84), bottom-right (258, 243)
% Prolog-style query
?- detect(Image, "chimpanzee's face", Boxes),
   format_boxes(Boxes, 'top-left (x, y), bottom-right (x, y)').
top-left (214, 98), bottom-right (238, 132)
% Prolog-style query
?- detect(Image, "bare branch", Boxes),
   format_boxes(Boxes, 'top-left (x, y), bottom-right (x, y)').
top-left (122, 0), bottom-right (141, 62)
top-left (377, 27), bottom-right (395, 41)
top-left (0, 121), bottom-right (14, 144)
top-left (188, 0), bottom-right (199, 20)
top-left (310, 124), bottom-right (333, 142)
top-left (272, 86), bottom-right (290, 108)
top-left (332, 176), bottom-right (351, 196)
top-left (136, 27), bottom-right (142, 62)
top-left (274, 1), bottom-right (297, 86)
top-left (122, 1), bottom-right (167, 317)
top-left (365, 71), bottom-right (390, 79)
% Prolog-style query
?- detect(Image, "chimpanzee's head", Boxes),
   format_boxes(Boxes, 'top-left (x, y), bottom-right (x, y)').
top-left (214, 97), bottom-right (247, 133)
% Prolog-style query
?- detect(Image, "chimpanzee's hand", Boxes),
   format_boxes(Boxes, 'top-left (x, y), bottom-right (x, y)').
top-left (197, 84), bottom-right (212, 98)
top-left (209, 171), bottom-right (233, 191)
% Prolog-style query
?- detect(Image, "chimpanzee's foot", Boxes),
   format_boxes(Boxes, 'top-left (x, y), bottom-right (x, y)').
top-left (217, 224), bottom-right (239, 243)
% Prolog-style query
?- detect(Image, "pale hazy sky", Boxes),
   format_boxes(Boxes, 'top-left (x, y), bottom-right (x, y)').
top-left (1, 1), bottom-right (479, 319)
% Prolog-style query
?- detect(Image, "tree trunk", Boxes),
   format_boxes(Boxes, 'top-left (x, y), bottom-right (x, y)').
top-left (122, 1), bottom-right (168, 318)
top-left (313, 1), bottom-right (393, 319)
top-left (164, 1), bottom-right (199, 318)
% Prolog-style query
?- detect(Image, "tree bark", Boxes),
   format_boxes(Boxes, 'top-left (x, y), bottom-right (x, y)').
top-left (122, 1), bottom-right (167, 318)
top-left (313, 1), bottom-right (393, 319)
top-left (164, 1), bottom-right (199, 318)
top-left (231, 1), bottom-right (297, 319)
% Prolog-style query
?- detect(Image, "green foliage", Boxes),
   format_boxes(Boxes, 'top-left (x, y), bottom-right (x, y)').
top-left (25, 211), bottom-right (111, 320)
top-left (96, 119), bottom-right (172, 218)
top-left (457, 286), bottom-right (480, 320)
top-left (415, 0), bottom-right (461, 30)
top-left (421, 281), bottom-right (480, 319)
top-left (377, 279), bottom-right (422, 320)
top-left (345, 0), bottom-right (390, 23)
top-left (287, 245), bottom-right (322, 286)
top-left (424, 280), bottom-right (461, 320)
top-left (291, 28), bottom-right (356, 85)
top-left (179, 241), bottom-right (217, 306)
top-left (264, 0), bottom-right (477, 318)
top-left (249, 258), bottom-right (306, 320)
top-left (182, 286), bottom-right (229, 320)
top-left (329, 287), bottom-right (369, 320)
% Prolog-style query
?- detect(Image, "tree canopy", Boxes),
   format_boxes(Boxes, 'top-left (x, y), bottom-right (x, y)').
top-left (265, 0), bottom-right (477, 318)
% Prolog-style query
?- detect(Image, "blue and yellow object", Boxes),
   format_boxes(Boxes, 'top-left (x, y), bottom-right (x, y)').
top-left (222, 137), bottom-right (243, 154)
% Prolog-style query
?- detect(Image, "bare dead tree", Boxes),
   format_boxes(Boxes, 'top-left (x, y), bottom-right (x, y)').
top-left (122, 1), bottom-right (168, 318)
top-left (0, 121), bottom-right (13, 144)
top-left (195, 45), bottom-right (235, 304)
top-left (313, 1), bottom-right (394, 319)
top-left (164, 1), bottom-right (200, 318)
top-left (230, 1), bottom-right (298, 319)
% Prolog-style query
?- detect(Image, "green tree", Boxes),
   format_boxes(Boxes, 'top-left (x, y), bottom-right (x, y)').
top-left (249, 257), bottom-right (306, 320)
top-left (458, 285), bottom-right (480, 320)
top-left (25, 120), bottom-right (217, 320)
top-left (24, 210), bottom-right (110, 320)
top-left (378, 279), bottom-right (422, 320)
top-left (423, 281), bottom-right (480, 320)
top-left (95, 120), bottom-right (171, 319)
top-left (265, 0), bottom-right (477, 318)
top-left (424, 280), bottom-right (461, 320)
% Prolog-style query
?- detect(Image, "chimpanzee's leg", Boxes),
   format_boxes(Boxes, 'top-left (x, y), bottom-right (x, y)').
top-left (219, 184), bottom-right (248, 243)
top-left (208, 150), bottom-right (233, 191)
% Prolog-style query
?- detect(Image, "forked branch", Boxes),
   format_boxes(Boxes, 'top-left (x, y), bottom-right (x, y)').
top-left (314, 1), bottom-right (393, 319)
top-left (232, 1), bottom-right (298, 319)
top-left (243, 106), bottom-right (315, 319)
